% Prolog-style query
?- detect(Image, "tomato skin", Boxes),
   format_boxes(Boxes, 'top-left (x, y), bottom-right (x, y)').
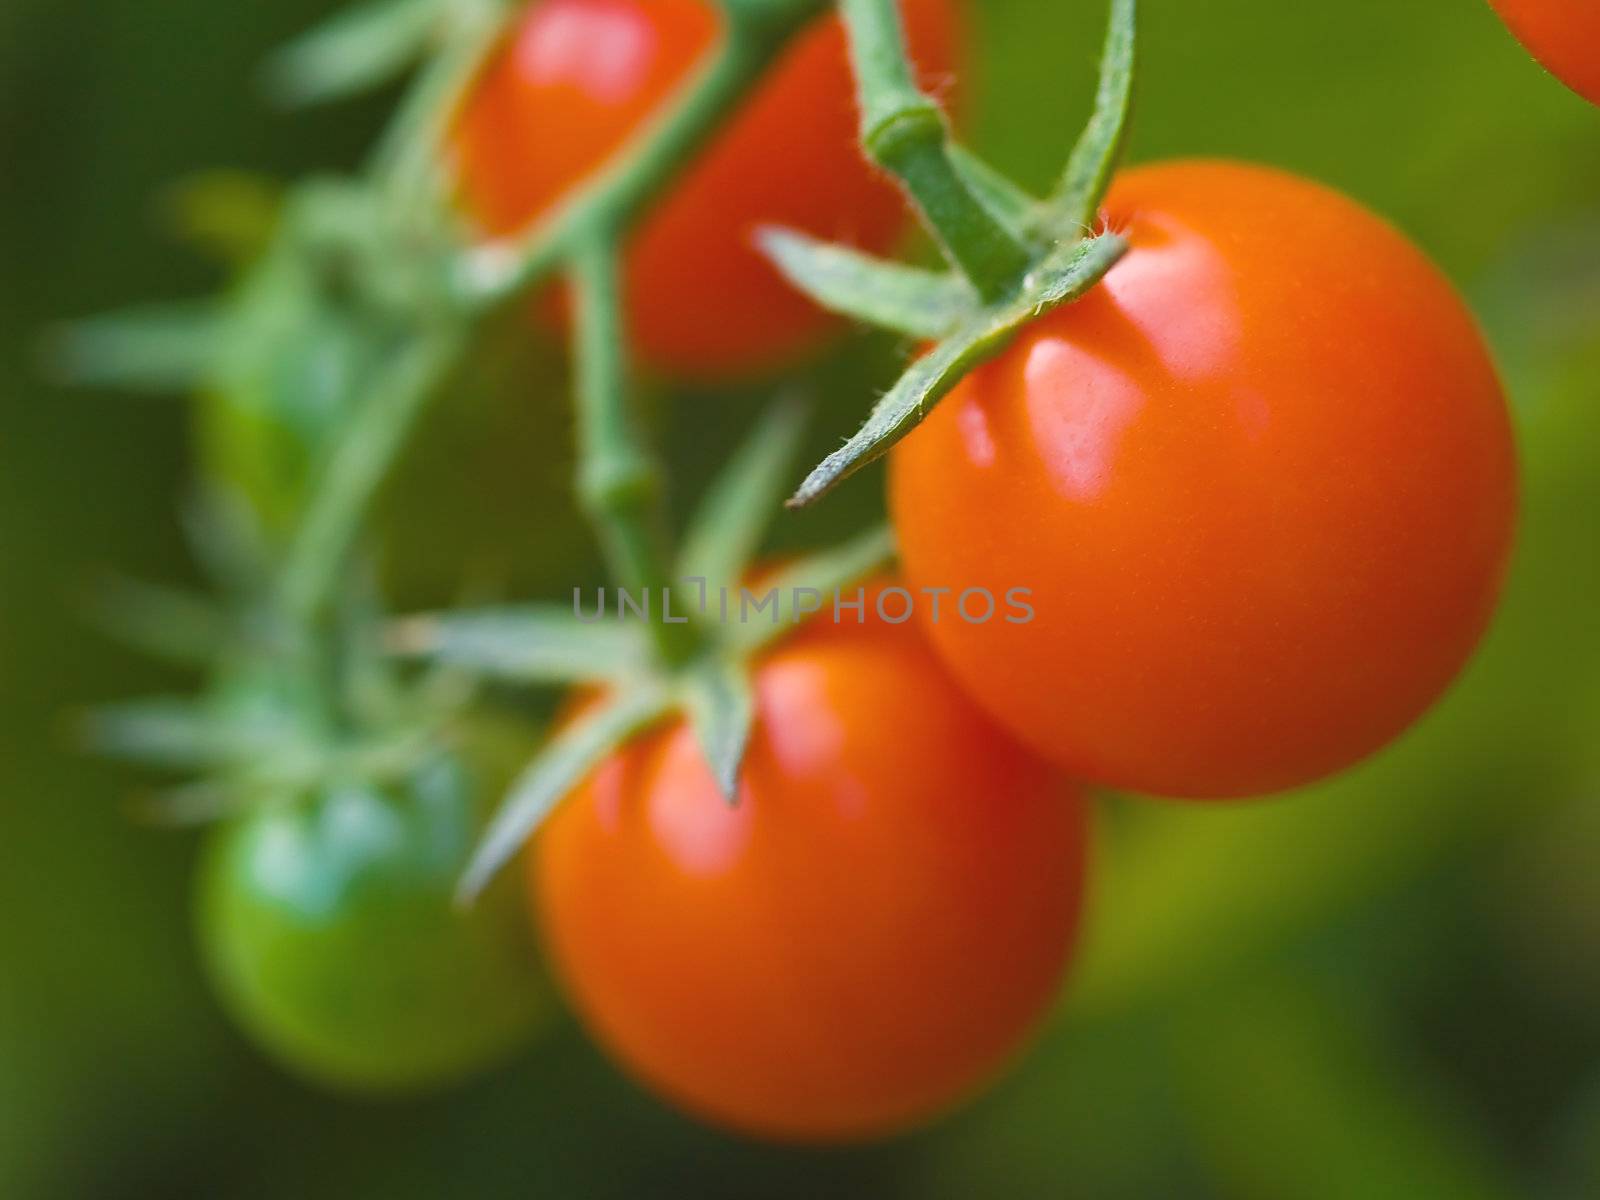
top-left (1488, 0), bottom-right (1600, 105)
top-left (198, 755), bottom-right (549, 1093)
top-left (451, 0), bottom-right (963, 378)
top-left (889, 160), bottom-right (1518, 800)
top-left (532, 607), bottom-right (1087, 1141)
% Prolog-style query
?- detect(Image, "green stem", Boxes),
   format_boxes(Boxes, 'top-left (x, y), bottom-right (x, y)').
top-left (838, 0), bottom-right (1034, 301)
top-left (279, 324), bottom-right (462, 623)
top-left (369, 0), bottom-right (510, 201)
top-left (456, 0), bottom-right (827, 306)
top-left (569, 237), bottom-right (699, 668)
top-left (274, 0), bottom-right (827, 669)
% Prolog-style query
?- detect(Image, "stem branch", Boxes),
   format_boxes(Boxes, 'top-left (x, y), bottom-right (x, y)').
top-left (838, 0), bottom-right (1033, 300)
top-left (279, 325), bottom-right (461, 623)
top-left (458, 0), bottom-right (827, 306)
top-left (569, 237), bottom-right (699, 667)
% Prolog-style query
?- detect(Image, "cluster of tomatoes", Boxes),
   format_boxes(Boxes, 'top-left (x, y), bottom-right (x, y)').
top-left (189, 0), bottom-right (1583, 1143)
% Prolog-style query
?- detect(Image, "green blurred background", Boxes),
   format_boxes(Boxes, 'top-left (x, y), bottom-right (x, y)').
top-left (4, 0), bottom-right (1600, 1195)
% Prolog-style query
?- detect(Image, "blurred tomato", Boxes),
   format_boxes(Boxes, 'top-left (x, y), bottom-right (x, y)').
top-left (533, 600), bottom-right (1087, 1140)
top-left (451, 0), bottom-right (964, 378)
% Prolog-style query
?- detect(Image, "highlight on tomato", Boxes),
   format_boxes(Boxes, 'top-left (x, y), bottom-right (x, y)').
top-left (1486, 0), bottom-right (1600, 105)
top-left (199, 752), bottom-right (550, 1093)
top-left (890, 160), bottom-right (1518, 801)
top-left (449, 0), bottom-right (964, 378)
top-left (531, 594), bottom-right (1089, 1141)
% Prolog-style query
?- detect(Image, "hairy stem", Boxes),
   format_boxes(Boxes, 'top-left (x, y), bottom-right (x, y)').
top-left (838, 0), bottom-right (1034, 300)
top-left (279, 325), bottom-right (462, 623)
top-left (569, 237), bottom-right (700, 667)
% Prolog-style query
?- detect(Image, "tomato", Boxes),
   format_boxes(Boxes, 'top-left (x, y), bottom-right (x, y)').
top-left (889, 160), bottom-right (1518, 800)
top-left (198, 754), bottom-right (550, 1092)
top-left (1487, 0), bottom-right (1600, 105)
top-left (532, 600), bottom-right (1087, 1140)
top-left (450, 0), bottom-right (963, 378)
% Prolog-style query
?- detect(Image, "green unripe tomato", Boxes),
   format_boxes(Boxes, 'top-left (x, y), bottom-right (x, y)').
top-left (197, 754), bottom-right (549, 1093)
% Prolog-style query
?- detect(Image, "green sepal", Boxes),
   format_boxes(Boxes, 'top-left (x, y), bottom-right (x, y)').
top-left (263, 0), bottom-right (444, 109)
top-left (788, 233), bottom-right (1128, 507)
top-left (83, 698), bottom-right (279, 771)
top-left (681, 659), bottom-right (755, 804)
top-left (457, 684), bottom-right (676, 901)
top-left (756, 227), bottom-right (977, 339)
top-left (130, 779), bottom-right (260, 827)
top-left (81, 575), bottom-right (235, 666)
top-left (389, 605), bottom-right (653, 684)
top-left (183, 492), bottom-right (277, 601)
top-left (727, 524), bottom-right (897, 652)
top-left (1052, 0), bottom-right (1137, 233)
top-left (45, 302), bottom-right (222, 394)
top-left (676, 394), bottom-right (809, 599)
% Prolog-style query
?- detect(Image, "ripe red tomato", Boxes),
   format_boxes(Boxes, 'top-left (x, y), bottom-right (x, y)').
top-left (1487, 0), bottom-right (1600, 105)
top-left (450, 0), bottom-right (963, 378)
top-left (532, 598), bottom-right (1087, 1140)
top-left (890, 160), bottom-right (1518, 800)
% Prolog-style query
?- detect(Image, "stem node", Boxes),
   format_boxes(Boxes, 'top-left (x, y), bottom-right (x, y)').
top-left (862, 102), bottom-right (946, 170)
top-left (577, 452), bottom-right (659, 521)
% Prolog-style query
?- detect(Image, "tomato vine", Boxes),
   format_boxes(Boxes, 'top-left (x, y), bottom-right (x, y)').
top-left (72, 0), bottom-right (1143, 1096)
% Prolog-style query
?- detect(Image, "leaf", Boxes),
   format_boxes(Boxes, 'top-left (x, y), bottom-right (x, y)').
top-left (727, 524), bottom-right (898, 652)
top-left (1053, 0), bottom-right (1137, 232)
top-left (43, 302), bottom-right (222, 393)
top-left (676, 394), bottom-right (810, 598)
top-left (756, 227), bottom-right (977, 338)
top-left (263, 0), bottom-right (443, 108)
top-left (457, 685), bottom-right (676, 901)
top-left (389, 604), bottom-right (651, 683)
top-left (789, 233), bottom-right (1128, 507)
top-left (681, 660), bottom-right (755, 803)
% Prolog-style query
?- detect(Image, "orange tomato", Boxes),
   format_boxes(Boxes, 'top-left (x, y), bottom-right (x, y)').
top-left (1488, 0), bottom-right (1600, 105)
top-left (451, 0), bottom-right (963, 378)
top-left (532, 599), bottom-right (1087, 1140)
top-left (890, 160), bottom-right (1518, 800)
